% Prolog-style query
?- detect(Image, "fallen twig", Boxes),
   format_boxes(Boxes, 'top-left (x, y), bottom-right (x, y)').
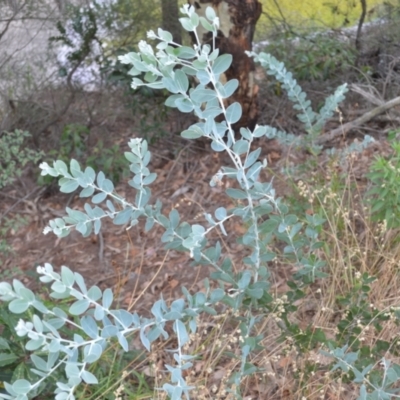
top-left (316, 95), bottom-right (400, 144)
top-left (0, 186), bottom-right (45, 221)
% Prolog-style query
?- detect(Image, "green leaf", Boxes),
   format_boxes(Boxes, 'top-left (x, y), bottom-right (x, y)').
top-left (174, 46), bottom-right (196, 59)
top-left (196, 69), bottom-right (210, 85)
top-left (19, 287), bottom-right (34, 302)
top-left (210, 288), bottom-right (225, 302)
top-left (233, 139), bottom-right (249, 155)
top-left (117, 333), bottom-right (129, 352)
top-left (61, 266), bottom-right (75, 287)
top-left (226, 188), bottom-right (247, 200)
top-left (199, 17), bottom-right (214, 32)
top-left (157, 28), bottom-right (173, 42)
top-left (190, 88), bottom-right (217, 103)
top-left (12, 379), bottom-right (31, 395)
top-left (179, 17), bottom-right (195, 31)
top-left (51, 280), bottom-right (67, 294)
top-left (0, 337), bottom-right (10, 350)
top-left (94, 219), bottom-right (101, 234)
top-left (143, 173), bottom-right (157, 185)
top-left (9, 299), bottom-right (29, 314)
top-left (212, 54), bottom-right (232, 75)
top-left (32, 315), bottom-right (43, 334)
top-left (181, 127), bottom-right (203, 139)
top-left (81, 370), bottom-right (98, 384)
top-left (244, 148), bottom-right (261, 169)
top-left (74, 272), bottom-right (87, 295)
top-left (69, 299), bottom-right (90, 315)
top-left (238, 270), bottom-right (252, 290)
top-left (190, 12), bottom-right (199, 28)
top-left (165, 94), bottom-right (182, 108)
top-left (169, 209), bottom-right (180, 229)
top-left (80, 186), bottom-right (95, 198)
top-left (54, 160), bottom-right (70, 177)
top-left (59, 179), bottom-right (79, 193)
top-left (114, 208), bottom-right (133, 225)
top-left (31, 354), bottom-right (48, 372)
top-left (175, 98), bottom-right (194, 113)
top-left (102, 288), bottom-right (113, 309)
top-left (0, 352), bottom-right (19, 367)
top-left (211, 140), bottom-right (225, 152)
top-left (101, 179), bottom-right (114, 193)
top-left (84, 342), bottom-right (102, 363)
top-left (87, 286), bottom-right (102, 302)
top-left (253, 125), bottom-right (267, 137)
top-left (205, 6), bottom-right (217, 21)
top-left (214, 207), bottom-right (227, 220)
top-left (246, 288), bottom-right (264, 299)
top-left (223, 79), bottom-right (239, 98)
top-left (202, 106), bottom-right (223, 119)
top-left (140, 327), bottom-right (150, 351)
top-left (174, 319), bottom-right (189, 347)
top-left (175, 69), bottom-right (189, 93)
top-left (163, 77), bottom-right (179, 93)
top-left (226, 102), bottom-right (242, 124)
top-left (70, 159), bottom-right (81, 176)
top-left (92, 192), bottom-right (107, 204)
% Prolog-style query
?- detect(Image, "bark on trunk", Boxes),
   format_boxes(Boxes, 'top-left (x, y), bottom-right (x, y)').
top-left (188, 0), bottom-right (262, 131)
top-left (161, 0), bottom-right (182, 44)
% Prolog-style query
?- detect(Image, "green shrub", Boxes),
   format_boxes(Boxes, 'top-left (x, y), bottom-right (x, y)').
top-left (0, 5), bottom-right (399, 400)
top-left (0, 215), bottom-right (29, 270)
top-left (366, 138), bottom-right (400, 229)
top-left (0, 130), bottom-right (43, 190)
top-left (263, 33), bottom-right (356, 81)
top-left (39, 123), bottom-right (129, 187)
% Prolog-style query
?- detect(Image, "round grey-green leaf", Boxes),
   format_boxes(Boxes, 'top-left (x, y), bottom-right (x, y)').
top-left (81, 370), bottom-right (98, 384)
top-left (181, 128), bottom-right (203, 139)
top-left (12, 379), bottom-right (32, 394)
top-left (60, 179), bottom-right (79, 194)
top-left (212, 54), bottom-right (232, 75)
top-left (226, 102), bottom-right (242, 124)
top-left (9, 299), bottom-right (29, 314)
top-left (69, 299), bottom-right (90, 315)
top-left (91, 192), bottom-right (107, 204)
top-left (179, 17), bottom-right (195, 32)
top-left (175, 69), bottom-right (189, 93)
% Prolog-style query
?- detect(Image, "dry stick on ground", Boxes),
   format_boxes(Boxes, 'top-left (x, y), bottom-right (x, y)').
top-left (0, 186), bottom-right (45, 221)
top-left (316, 95), bottom-right (400, 145)
top-left (350, 84), bottom-right (385, 107)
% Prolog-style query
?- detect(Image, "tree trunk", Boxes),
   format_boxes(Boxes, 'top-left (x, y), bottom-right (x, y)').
top-left (188, 0), bottom-right (262, 132)
top-left (161, 0), bottom-right (182, 44)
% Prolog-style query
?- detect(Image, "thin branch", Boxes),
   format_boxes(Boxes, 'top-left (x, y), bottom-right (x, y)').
top-left (0, 186), bottom-right (45, 221)
top-left (0, 0), bottom-right (29, 41)
top-left (316, 95), bottom-right (400, 144)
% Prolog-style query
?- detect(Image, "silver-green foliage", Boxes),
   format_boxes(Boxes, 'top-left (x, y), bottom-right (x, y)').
top-left (248, 51), bottom-right (348, 148)
top-left (0, 5), bottom-right (393, 400)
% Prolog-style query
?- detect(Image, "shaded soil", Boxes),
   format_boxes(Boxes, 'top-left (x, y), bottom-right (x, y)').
top-left (0, 116), bottom-right (287, 314)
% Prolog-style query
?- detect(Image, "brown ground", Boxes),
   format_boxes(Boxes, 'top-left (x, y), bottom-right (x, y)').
top-left (0, 64), bottom-right (396, 305)
top-left (0, 61), bottom-right (399, 398)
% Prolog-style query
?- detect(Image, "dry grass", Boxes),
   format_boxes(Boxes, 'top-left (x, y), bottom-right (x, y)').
top-left (90, 148), bottom-right (400, 400)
